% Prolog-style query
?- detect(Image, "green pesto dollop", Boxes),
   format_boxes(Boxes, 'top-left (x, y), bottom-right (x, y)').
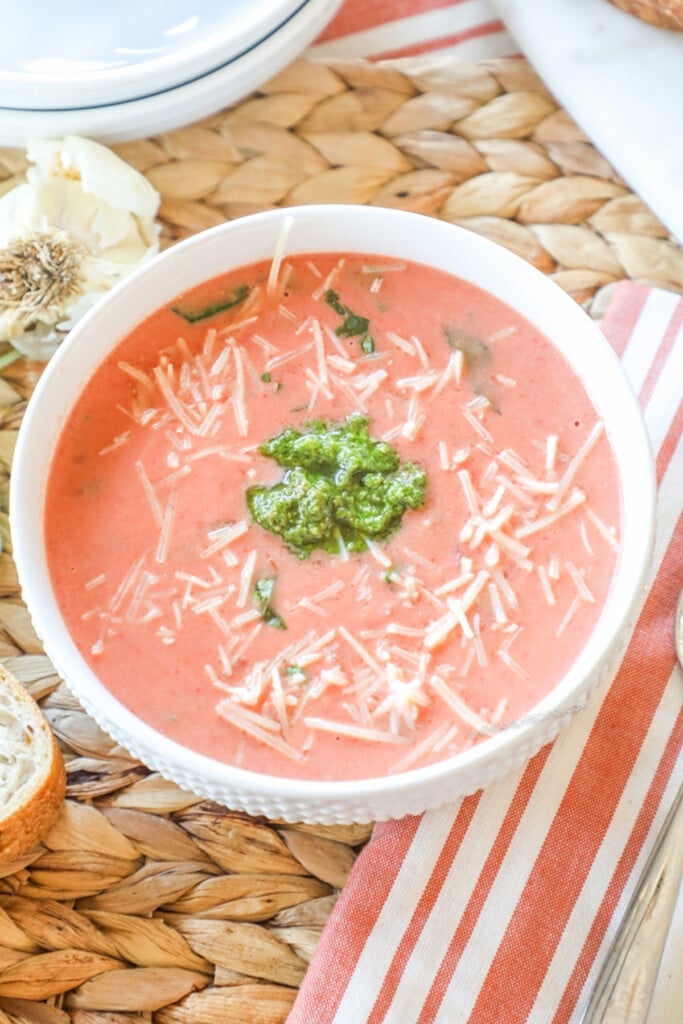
top-left (246, 415), bottom-right (426, 559)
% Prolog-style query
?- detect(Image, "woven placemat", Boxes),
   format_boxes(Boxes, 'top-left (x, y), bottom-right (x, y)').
top-left (0, 56), bottom-right (681, 1024)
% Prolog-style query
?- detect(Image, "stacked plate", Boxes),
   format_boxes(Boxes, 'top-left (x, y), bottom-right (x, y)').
top-left (0, 0), bottom-right (343, 146)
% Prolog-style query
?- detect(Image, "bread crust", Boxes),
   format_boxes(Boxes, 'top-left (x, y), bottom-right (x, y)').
top-left (0, 666), bottom-right (66, 865)
top-left (608, 0), bottom-right (683, 29)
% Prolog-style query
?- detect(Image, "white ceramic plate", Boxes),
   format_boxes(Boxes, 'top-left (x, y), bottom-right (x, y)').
top-left (0, 0), bottom-right (306, 109)
top-left (0, 0), bottom-right (343, 146)
top-left (492, 0), bottom-right (683, 244)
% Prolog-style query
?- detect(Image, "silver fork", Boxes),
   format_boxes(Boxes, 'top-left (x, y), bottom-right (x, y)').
top-left (581, 783), bottom-right (682, 1022)
top-left (581, 590), bottom-right (683, 1023)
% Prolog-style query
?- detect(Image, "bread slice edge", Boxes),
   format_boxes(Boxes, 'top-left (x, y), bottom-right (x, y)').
top-left (0, 664), bottom-right (66, 865)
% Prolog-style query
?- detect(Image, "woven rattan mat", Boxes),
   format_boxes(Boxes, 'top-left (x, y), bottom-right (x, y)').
top-left (0, 57), bottom-right (681, 1024)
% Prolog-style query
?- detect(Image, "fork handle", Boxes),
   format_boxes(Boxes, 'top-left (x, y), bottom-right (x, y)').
top-left (581, 782), bottom-right (683, 1023)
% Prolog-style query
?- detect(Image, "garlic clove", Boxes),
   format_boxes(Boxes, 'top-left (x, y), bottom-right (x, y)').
top-left (27, 135), bottom-right (160, 219)
top-left (0, 183), bottom-right (34, 246)
top-left (0, 135), bottom-right (161, 359)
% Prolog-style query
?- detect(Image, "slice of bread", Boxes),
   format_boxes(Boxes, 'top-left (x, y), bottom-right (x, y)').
top-left (0, 664), bottom-right (66, 865)
top-left (608, 1), bottom-right (683, 29)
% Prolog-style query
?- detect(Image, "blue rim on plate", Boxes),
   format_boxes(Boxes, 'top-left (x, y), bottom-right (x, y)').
top-left (0, 0), bottom-right (344, 145)
top-left (0, 0), bottom-right (307, 110)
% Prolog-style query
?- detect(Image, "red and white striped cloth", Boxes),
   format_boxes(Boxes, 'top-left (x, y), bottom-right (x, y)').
top-left (290, 6), bottom-right (683, 1022)
top-left (310, 0), bottom-right (516, 62)
top-left (286, 281), bottom-right (682, 1022)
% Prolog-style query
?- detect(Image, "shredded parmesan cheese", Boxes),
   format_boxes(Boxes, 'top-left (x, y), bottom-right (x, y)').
top-left (216, 700), bottom-right (305, 762)
top-left (547, 421), bottom-right (604, 512)
top-left (428, 675), bottom-right (494, 734)
top-left (135, 460), bottom-right (164, 526)
top-left (304, 718), bottom-right (409, 744)
top-left (237, 550), bottom-right (257, 609)
top-left (267, 215), bottom-right (293, 296)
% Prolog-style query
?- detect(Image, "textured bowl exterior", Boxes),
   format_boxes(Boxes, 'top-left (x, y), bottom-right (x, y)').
top-left (11, 206), bottom-right (656, 824)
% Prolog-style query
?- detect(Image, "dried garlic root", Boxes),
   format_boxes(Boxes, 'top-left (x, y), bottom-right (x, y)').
top-left (0, 135), bottom-right (160, 360)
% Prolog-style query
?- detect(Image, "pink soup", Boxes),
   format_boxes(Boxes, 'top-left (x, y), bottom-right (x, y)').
top-left (45, 253), bottom-right (621, 780)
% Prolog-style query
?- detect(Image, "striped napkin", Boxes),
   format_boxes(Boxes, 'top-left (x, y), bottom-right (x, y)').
top-left (286, 282), bottom-right (682, 1024)
top-left (310, 0), bottom-right (515, 62)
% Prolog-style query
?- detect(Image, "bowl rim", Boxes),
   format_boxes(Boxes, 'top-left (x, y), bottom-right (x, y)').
top-left (10, 204), bottom-right (657, 816)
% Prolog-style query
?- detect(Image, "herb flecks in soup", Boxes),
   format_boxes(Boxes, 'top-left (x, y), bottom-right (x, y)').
top-left (247, 415), bottom-right (427, 558)
top-left (45, 253), bottom-right (621, 780)
top-left (171, 282), bottom-right (250, 324)
top-left (325, 289), bottom-right (375, 354)
top-left (253, 576), bottom-right (287, 630)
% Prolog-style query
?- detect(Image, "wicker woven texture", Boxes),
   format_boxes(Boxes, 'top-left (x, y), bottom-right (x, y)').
top-left (0, 57), bottom-right (681, 1024)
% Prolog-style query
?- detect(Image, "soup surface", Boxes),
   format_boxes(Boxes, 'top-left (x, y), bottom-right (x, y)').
top-left (45, 252), bottom-right (621, 780)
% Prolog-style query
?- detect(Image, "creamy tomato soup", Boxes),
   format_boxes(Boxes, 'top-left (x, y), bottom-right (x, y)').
top-left (45, 253), bottom-right (621, 780)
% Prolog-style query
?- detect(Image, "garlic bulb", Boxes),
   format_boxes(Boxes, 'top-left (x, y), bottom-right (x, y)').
top-left (0, 135), bottom-right (160, 360)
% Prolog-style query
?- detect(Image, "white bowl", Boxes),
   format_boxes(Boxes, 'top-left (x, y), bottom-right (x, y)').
top-left (10, 206), bottom-right (656, 824)
top-left (0, 0), bottom-right (343, 146)
top-left (0, 0), bottom-right (307, 109)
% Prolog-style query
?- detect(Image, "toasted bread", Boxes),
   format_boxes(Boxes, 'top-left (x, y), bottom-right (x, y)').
top-left (0, 664), bottom-right (66, 865)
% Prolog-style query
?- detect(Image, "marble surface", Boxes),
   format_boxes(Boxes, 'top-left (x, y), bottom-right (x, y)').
top-left (492, 0), bottom-right (683, 244)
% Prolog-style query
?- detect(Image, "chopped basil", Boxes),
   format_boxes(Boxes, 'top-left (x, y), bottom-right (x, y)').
top-left (380, 568), bottom-right (399, 585)
top-left (261, 372), bottom-right (272, 383)
top-left (325, 288), bottom-right (375, 354)
top-left (253, 576), bottom-right (287, 630)
top-left (246, 414), bottom-right (426, 559)
top-left (444, 327), bottom-right (491, 368)
top-left (171, 283), bottom-right (249, 324)
top-left (286, 665), bottom-right (307, 683)
top-left (445, 327), bottom-right (500, 412)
